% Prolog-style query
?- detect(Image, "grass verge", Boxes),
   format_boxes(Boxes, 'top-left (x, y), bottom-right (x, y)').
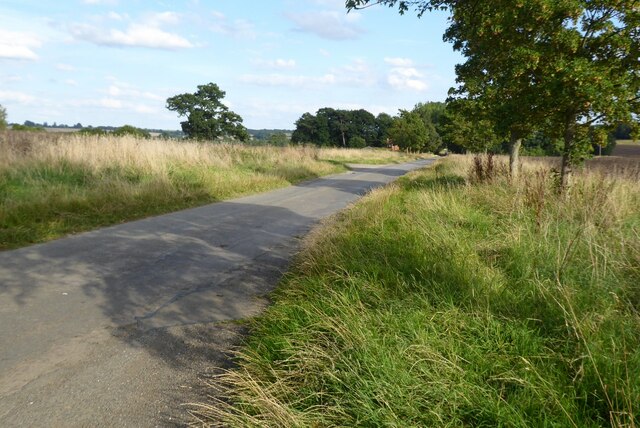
top-left (193, 155), bottom-right (640, 427)
top-left (0, 131), bottom-right (420, 250)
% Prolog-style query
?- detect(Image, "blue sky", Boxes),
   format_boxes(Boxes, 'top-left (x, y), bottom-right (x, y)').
top-left (0, 0), bottom-right (462, 130)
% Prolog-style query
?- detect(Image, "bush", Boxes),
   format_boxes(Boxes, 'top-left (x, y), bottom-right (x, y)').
top-left (112, 125), bottom-right (151, 139)
top-left (78, 127), bottom-right (108, 136)
top-left (10, 124), bottom-right (45, 132)
top-left (348, 136), bottom-right (367, 148)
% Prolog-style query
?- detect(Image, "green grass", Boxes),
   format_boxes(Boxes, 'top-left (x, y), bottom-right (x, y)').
top-left (0, 132), bottom-right (420, 250)
top-left (194, 157), bottom-right (640, 427)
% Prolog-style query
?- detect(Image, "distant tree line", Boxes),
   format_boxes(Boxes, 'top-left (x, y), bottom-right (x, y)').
top-left (290, 101), bottom-right (624, 156)
top-left (287, 102), bottom-right (447, 153)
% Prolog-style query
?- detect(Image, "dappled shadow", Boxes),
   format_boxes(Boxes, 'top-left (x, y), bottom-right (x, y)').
top-left (0, 158), bottom-right (433, 426)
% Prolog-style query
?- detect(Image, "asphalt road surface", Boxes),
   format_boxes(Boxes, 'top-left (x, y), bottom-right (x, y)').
top-left (0, 159), bottom-right (433, 427)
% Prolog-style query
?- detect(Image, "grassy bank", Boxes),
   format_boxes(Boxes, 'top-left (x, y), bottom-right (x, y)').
top-left (195, 156), bottom-right (640, 427)
top-left (0, 131), bottom-right (419, 250)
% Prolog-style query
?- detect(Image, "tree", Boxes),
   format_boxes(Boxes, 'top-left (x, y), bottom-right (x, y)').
top-left (440, 98), bottom-right (501, 153)
top-left (388, 110), bottom-right (430, 152)
top-left (265, 133), bottom-right (290, 147)
top-left (374, 113), bottom-right (394, 147)
top-left (348, 0), bottom-right (640, 189)
top-left (292, 108), bottom-right (379, 147)
top-left (350, 109), bottom-right (377, 145)
top-left (78, 127), bottom-right (108, 136)
top-left (113, 125), bottom-right (151, 139)
top-left (291, 112), bottom-right (330, 146)
top-left (166, 83), bottom-right (249, 141)
top-left (0, 104), bottom-right (7, 130)
top-left (348, 136), bottom-right (367, 148)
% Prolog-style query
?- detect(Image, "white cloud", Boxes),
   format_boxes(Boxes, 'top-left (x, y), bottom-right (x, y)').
top-left (385, 58), bottom-right (429, 91)
top-left (104, 80), bottom-right (164, 101)
top-left (107, 12), bottom-right (126, 21)
top-left (0, 90), bottom-right (36, 104)
top-left (239, 73), bottom-right (337, 87)
top-left (67, 96), bottom-right (159, 115)
top-left (98, 98), bottom-right (123, 109)
top-left (330, 58), bottom-right (377, 86)
top-left (148, 11), bottom-right (181, 26)
top-left (384, 57), bottom-right (414, 67)
top-left (133, 104), bottom-right (157, 114)
top-left (287, 11), bottom-right (364, 40)
top-left (252, 58), bottom-right (296, 69)
top-left (210, 11), bottom-right (256, 39)
top-left (64, 79), bottom-right (78, 86)
top-left (0, 29), bottom-right (42, 60)
top-left (69, 12), bottom-right (193, 50)
top-left (241, 58), bottom-right (377, 89)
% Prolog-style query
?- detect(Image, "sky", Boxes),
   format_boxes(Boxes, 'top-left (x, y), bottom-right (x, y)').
top-left (0, 0), bottom-right (462, 130)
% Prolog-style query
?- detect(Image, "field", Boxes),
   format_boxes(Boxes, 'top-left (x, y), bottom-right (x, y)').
top-left (0, 131), bottom-right (421, 250)
top-left (195, 155), bottom-right (640, 427)
top-left (613, 140), bottom-right (640, 157)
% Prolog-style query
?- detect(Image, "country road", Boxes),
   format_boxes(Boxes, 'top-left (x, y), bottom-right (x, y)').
top-left (0, 159), bottom-right (433, 427)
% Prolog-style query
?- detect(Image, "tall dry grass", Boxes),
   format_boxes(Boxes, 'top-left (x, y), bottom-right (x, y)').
top-left (0, 131), bottom-right (415, 249)
top-left (193, 155), bottom-right (640, 427)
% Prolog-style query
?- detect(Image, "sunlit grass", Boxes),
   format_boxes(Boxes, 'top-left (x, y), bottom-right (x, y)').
top-left (0, 131), bottom-right (418, 249)
top-left (195, 156), bottom-right (640, 427)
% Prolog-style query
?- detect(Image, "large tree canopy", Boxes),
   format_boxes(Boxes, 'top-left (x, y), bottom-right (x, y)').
top-left (291, 103), bottom-right (446, 151)
top-left (348, 0), bottom-right (640, 188)
top-left (166, 83), bottom-right (249, 141)
top-left (292, 108), bottom-right (385, 147)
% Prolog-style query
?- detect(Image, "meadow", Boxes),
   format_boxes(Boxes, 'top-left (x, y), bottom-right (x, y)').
top-left (194, 155), bottom-right (640, 427)
top-left (0, 131), bottom-right (419, 250)
top-left (612, 140), bottom-right (640, 158)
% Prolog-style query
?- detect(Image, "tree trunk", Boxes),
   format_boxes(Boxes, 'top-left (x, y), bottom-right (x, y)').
top-left (560, 153), bottom-right (572, 191)
top-left (560, 121), bottom-right (576, 193)
top-left (509, 132), bottom-right (522, 181)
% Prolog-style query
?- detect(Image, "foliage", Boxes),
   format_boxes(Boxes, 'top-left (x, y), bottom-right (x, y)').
top-left (388, 109), bottom-right (431, 152)
top-left (112, 125), bottom-right (151, 139)
top-left (263, 133), bottom-right (290, 147)
top-left (247, 129), bottom-right (292, 141)
top-left (166, 83), bottom-right (249, 142)
top-left (78, 127), bottom-right (108, 136)
top-left (348, 0), bottom-right (640, 189)
top-left (199, 157), bottom-right (640, 427)
top-left (292, 104), bottom-right (446, 151)
top-left (348, 135), bottom-right (367, 148)
top-left (10, 124), bottom-right (45, 132)
top-left (440, 98), bottom-right (500, 153)
top-left (0, 104), bottom-right (7, 131)
top-left (613, 123), bottom-right (635, 141)
top-left (520, 131), bottom-right (562, 156)
top-left (374, 112), bottom-right (394, 146)
top-left (292, 108), bottom-right (381, 147)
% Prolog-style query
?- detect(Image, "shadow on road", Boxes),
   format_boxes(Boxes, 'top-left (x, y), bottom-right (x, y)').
top-left (0, 159), bottom-right (433, 426)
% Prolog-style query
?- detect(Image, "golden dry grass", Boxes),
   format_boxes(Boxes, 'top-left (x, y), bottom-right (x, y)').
top-left (194, 154), bottom-right (640, 427)
top-left (0, 131), bottom-right (418, 249)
